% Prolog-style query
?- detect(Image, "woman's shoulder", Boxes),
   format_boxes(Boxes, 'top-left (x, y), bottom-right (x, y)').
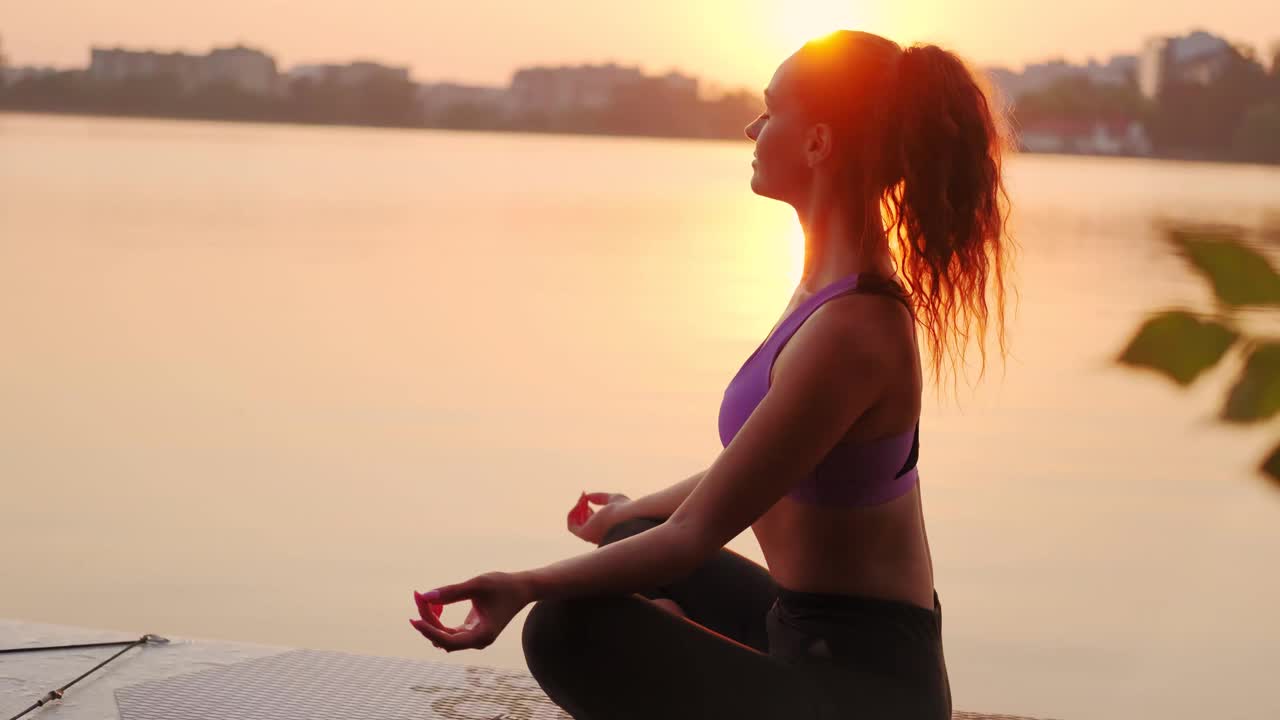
top-left (817, 290), bottom-right (919, 375)
top-left (822, 288), bottom-right (915, 344)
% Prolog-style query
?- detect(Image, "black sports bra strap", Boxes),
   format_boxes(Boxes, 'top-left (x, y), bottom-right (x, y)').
top-left (853, 274), bottom-right (913, 314)
top-left (894, 422), bottom-right (920, 479)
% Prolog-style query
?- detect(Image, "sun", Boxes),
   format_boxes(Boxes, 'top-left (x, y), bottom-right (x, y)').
top-left (772, 1), bottom-right (882, 52)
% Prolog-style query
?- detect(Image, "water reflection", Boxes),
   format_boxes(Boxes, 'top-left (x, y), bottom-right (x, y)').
top-left (1, 112), bottom-right (1279, 720)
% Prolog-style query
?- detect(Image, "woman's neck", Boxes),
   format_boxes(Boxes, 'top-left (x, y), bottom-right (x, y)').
top-left (795, 195), bottom-right (895, 294)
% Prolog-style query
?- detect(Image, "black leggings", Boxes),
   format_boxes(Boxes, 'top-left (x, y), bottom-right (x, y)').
top-left (521, 516), bottom-right (952, 720)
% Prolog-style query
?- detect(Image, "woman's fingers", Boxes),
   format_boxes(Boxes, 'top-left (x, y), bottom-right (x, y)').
top-left (569, 493), bottom-right (590, 526)
top-left (413, 592), bottom-right (454, 631)
top-left (418, 579), bottom-right (475, 605)
top-left (417, 605), bottom-right (451, 632)
top-left (412, 605), bottom-right (459, 636)
top-left (463, 606), bottom-right (482, 630)
top-left (411, 618), bottom-right (461, 649)
top-left (568, 506), bottom-right (587, 532)
top-left (409, 618), bottom-right (446, 649)
top-left (570, 491), bottom-right (622, 538)
top-left (411, 617), bottom-right (485, 652)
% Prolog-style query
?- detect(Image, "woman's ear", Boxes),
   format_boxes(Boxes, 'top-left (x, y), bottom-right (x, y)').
top-left (804, 123), bottom-right (835, 168)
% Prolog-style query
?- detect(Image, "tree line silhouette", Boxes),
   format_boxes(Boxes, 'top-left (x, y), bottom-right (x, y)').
top-left (3, 47), bottom-right (1278, 162)
top-left (0, 69), bottom-right (764, 141)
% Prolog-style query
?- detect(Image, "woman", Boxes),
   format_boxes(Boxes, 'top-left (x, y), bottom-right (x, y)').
top-left (410, 29), bottom-right (1014, 720)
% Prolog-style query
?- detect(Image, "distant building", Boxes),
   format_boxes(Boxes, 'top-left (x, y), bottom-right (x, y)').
top-left (89, 44), bottom-right (279, 96)
top-left (985, 54), bottom-right (1137, 102)
top-left (0, 35), bottom-right (53, 90)
top-left (286, 65), bottom-right (328, 83)
top-left (656, 70), bottom-right (699, 101)
top-left (1137, 37), bottom-right (1171, 100)
top-left (1177, 50), bottom-right (1234, 86)
top-left (416, 82), bottom-right (510, 122)
top-left (1170, 30), bottom-right (1232, 62)
top-left (340, 61), bottom-right (410, 86)
top-left (204, 45), bottom-right (278, 95)
top-left (90, 47), bottom-right (206, 92)
top-left (1017, 116), bottom-right (1152, 156)
top-left (1086, 55), bottom-right (1139, 86)
top-left (1, 65), bottom-right (59, 86)
top-left (508, 63), bottom-right (645, 114)
top-left (288, 61), bottom-right (410, 88)
top-left (1087, 117), bottom-right (1153, 155)
top-left (1137, 30), bottom-right (1232, 100)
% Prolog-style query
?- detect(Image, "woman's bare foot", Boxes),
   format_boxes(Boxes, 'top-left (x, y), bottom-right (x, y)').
top-left (649, 597), bottom-right (687, 619)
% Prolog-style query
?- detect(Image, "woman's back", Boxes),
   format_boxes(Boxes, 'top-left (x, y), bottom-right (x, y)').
top-left (734, 277), bottom-right (936, 612)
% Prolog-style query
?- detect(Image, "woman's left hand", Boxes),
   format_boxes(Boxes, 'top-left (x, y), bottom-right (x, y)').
top-left (410, 571), bottom-right (534, 652)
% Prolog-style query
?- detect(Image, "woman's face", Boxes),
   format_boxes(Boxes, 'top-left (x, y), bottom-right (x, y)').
top-left (744, 53), bottom-right (818, 205)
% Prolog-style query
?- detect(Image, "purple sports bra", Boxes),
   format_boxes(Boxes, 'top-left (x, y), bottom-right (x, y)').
top-left (717, 272), bottom-right (921, 507)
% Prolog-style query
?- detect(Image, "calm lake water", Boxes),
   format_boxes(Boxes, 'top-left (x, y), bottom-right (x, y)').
top-left (2, 112), bottom-right (1278, 720)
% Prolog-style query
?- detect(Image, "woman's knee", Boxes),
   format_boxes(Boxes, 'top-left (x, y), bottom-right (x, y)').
top-left (521, 598), bottom-right (567, 677)
top-left (521, 594), bottom-right (641, 674)
top-left (521, 596), bottom-right (597, 673)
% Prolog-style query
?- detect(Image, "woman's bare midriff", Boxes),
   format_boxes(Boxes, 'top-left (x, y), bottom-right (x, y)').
top-left (751, 474), bottom-right (937, 613)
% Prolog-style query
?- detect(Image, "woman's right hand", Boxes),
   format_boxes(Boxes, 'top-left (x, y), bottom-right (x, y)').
top-left (566, 491), bottom-right (632, 544)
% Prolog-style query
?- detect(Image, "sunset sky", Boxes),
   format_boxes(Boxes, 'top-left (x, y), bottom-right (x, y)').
top-left (2, 0), bottom-right (1276, 93)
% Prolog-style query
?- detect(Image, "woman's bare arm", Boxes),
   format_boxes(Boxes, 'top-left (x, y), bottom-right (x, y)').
top-left (618, 468), bottom-right (706, 521)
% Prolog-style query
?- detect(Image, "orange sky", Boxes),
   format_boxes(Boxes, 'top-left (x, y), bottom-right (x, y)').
top-left (1, 1), bottom-right (1276, 92)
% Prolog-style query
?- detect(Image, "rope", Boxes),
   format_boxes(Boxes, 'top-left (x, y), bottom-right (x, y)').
top-left (2, 634), bottom-right (513, 720)
top-left (1, 633), bottom-right (169, 720)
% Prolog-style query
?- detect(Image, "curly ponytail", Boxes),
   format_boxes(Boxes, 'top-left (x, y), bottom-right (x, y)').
top-left (882, 43), bottom-right (1017, 390)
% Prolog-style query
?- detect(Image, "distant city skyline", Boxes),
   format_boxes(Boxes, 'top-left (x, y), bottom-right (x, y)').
top-left (1, 0), bottom-right (1277, 92)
